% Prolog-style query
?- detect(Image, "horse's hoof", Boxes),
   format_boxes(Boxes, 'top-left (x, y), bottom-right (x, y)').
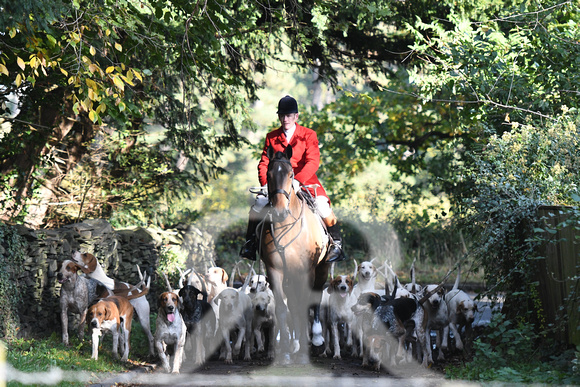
top-left (275, 353), bottom-right (292, 365)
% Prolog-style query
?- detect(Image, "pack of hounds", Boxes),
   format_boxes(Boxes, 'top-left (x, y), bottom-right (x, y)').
top-left (58, 251), bottom-right (477, 373)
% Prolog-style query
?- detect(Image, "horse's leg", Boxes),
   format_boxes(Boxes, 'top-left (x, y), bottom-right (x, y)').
top-left (286, 289), bottom-right (310, 364)
top-left (267, 268), bottom-right (291, 364)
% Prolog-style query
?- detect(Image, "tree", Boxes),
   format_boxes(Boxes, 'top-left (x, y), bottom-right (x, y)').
top-left (0, 0), bottom-right (277, 227)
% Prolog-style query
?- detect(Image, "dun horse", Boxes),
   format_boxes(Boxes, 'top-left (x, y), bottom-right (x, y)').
top-left (259, 145), bottom-right (331, 364)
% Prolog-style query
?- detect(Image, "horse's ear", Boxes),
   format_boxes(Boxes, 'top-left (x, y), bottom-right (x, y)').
top-left (285, 144), bottom-right (293, 159)
top-left (267, 145), bottom-right (275, 160)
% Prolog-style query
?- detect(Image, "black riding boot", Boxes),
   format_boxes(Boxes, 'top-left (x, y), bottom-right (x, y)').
top-left (326, 223), bottom-right (346, 262)
top-left (240, 211), bottom-right (261, 261)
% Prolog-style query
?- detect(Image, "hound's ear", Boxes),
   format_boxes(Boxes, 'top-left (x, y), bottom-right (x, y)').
top-left (158, 294), bottom-right (165, 308)
top-left (284, 144), bottom-right (293, 159)
top-left (221, 269), bottom-right (229, 283)
top-left (96, 283), bottom-right (111, 299)
top-left (267, 145), bottom-right (275, 160)
top-left (69, 261), bottom-right (83, 273)
top-left (326, 282), bottom-right (334, 294)
top-left (457, 301), bottom-right (465, 313)
top-left (104, 305), bottom-right (112, 321)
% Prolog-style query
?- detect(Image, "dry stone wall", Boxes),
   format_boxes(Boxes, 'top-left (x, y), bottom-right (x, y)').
top-left (11, 219), bottom-right (216, 338)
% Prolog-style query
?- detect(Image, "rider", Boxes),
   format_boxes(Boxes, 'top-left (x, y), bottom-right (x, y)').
top-left (239, 95), bottom-right (346, 263)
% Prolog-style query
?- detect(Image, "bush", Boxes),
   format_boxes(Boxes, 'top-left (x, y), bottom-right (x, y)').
top-left (447, 314), bottom-right (580, 384)
top-left (459, 113), bottom-right (580, 325)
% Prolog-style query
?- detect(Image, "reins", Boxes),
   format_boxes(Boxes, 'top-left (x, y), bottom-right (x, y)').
top-left (268, 195), bottom-right (306, 255)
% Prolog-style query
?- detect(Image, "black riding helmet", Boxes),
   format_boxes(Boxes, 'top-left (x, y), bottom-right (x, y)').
top-left (277, 95), bottom-right (298, 115)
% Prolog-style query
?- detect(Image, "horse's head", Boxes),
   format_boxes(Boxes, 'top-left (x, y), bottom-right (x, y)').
top-left (266, 145), bottom-right (294, 222)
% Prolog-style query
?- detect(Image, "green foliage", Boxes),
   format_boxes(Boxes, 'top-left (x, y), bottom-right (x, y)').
top-left (459, 113), bottom-right (580, 319)
top-left (0, 223), bottom-right (26, 339)
top-left (408, 0), bottom-right (580, 126)
top-left (155, 245), bottom-right (187, 289)
top-left (447, 314), bottom-right (580, 384)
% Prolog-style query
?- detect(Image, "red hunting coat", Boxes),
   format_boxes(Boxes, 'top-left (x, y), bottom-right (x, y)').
top-left (258, 124), bottom-right (328, 200)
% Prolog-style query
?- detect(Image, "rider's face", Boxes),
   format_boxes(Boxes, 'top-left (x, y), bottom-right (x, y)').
top-left (278, 113), bottom-right (299, 131)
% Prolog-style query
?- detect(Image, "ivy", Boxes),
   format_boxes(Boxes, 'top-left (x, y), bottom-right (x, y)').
top-left (0, 223), bottom-right (26, 339)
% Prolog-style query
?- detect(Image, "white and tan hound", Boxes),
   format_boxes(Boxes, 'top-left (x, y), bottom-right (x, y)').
top-left (214, 288), bottom-right (253, 363)
top-left (155, 291), bottom-right (187, 373)
top-left (322, 275), bottom-right (356, 359)
top-left (57, 259), bottom-right (110, 346)
top-left (72, 251), bottom-right (155, 356)
top-left (251, 289), bottom-right (277, 360)
top-left (87, 295), bottom-right (134, 361)
top-left (205, 266), bottom-right (229, 303)
top-left (444, 266), bottom-right (477, 351)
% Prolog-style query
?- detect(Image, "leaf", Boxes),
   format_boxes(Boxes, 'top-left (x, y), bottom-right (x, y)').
top-left (106, 66), bottom-right (115, 74)
top-left (132, 69), bottom-right (142, 82)
top-left (47, 34), bottom-right (57, 46)
top-left (15, 73), bottom-right (22, 87)
top-left (60, 68), bottom-right (68, 76)
top-left (115, 43), bottom-right (123, 52)
top-left (17, 57), bottom-right (25, 71)
top-left (90, 46), bottom-right (96, 56)
top-left (88, 110), bottom-right (98, 123)
top-left (0, 64), bottom-right (8, 76)
top-left (112, 75), bottom-right (125, 91)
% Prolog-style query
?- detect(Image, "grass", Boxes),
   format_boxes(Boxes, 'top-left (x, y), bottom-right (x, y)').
top-left (5, 318), bottom-right (156, 386)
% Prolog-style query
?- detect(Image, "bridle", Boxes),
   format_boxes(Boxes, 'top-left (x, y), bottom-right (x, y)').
top-left (267, 157), bottom-right (296, 223)
top-left (264, 156), bottom-right (305, 256)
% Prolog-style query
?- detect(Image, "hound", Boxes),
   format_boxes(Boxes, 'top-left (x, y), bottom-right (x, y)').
top-left (71, 251), bottom-right (155, 356)
top-left (251, 289), bottom-right (277, 360)
top-left (58, 259), bottom-right (110, 346)
top-left (351, 291), bottom-right (429, 369)
top-left (352, 260), bottom-right (378, 299)
top-left (87, 295), bottom-right (134, 361)
top-left (422, 283), bottom-right (449, 363)
top-left (178, 285), bottom-right (216, 365)
top-left (155, 291), bottom-right (187, 373)
top-left (444, 266), bottom-right (477, 351)
top-left (246, 274), bottom-right (270, 295)
top-left (322, 275), bottom-right (357, 359)
top-left (205, 266), bottom-right (229, 302)
top-left (214, 288), bottom-right (253, 363)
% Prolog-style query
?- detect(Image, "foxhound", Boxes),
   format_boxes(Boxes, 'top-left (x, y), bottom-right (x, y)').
top-left (423, 283), bottom-right (450, 363)
top-left (214, 288), bottom-right (253, 363)
top-left (444, 266), bottom-right (477, 351)
top-left (155, 291), bottom-right (187, 373)
top-left (57, 259), bottom-right (110, 346)
top-left (87, 295), bottom-right (134, 361)
top-left (72, 251), bottom-right (155, 356)
top-left (322, 275), bottom-right (356, 359)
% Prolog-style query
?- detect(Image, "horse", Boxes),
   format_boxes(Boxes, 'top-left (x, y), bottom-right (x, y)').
top-left (258, 144), bottom-right (331, 364)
